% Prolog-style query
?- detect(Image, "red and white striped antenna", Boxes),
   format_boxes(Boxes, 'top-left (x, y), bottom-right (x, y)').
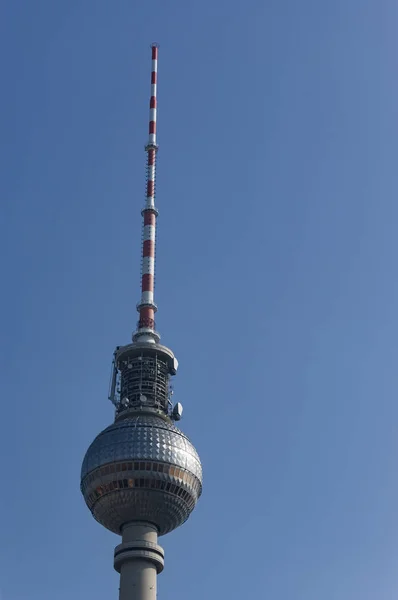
top-left (133, 43), bottom-right (160, 344)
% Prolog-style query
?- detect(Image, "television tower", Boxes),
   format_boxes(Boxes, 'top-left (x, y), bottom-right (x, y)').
top-left (80, 44), bottom-right (203, 600)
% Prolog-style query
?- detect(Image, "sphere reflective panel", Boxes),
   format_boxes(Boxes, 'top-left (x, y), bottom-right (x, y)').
top-left (81, 414), bottom-right (202, 535)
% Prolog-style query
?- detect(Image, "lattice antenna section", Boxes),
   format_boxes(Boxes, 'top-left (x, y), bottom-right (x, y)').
top-left (109, 343), bottom-right (178, 418)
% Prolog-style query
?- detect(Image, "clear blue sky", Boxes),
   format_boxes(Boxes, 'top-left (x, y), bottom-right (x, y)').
top-left (1, 1), bottom-right (398, 598)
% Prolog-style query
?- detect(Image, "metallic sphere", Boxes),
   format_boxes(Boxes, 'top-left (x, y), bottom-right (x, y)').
top-left (80, 414), bottom-right (202, 535)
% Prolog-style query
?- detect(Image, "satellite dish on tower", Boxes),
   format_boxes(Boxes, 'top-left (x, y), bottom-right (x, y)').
top-left (172, 402), bottom-right (183, 421)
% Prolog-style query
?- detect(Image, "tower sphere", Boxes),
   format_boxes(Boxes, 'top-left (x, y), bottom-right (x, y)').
top-left (81, 413), bottom-right (202, 535)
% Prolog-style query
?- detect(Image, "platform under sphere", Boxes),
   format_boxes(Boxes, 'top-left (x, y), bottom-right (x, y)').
top-left (81, 414), bottom-right (202, 535)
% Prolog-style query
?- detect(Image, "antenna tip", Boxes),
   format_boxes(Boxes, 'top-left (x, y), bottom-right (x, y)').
top-left (150, 42), bottom-right (159, 60)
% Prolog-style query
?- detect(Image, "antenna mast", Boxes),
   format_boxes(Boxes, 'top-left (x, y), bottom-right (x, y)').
top-left (133, 43), bottom-right (160, 344)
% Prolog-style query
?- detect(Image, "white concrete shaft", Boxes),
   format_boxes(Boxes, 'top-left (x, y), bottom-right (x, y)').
top-left (119, 559), bottom-right (157, 600)
top-left (116, 523), bottom-right (164, 600)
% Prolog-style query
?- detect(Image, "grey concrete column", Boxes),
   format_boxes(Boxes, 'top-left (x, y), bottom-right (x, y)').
top-left (114, 522), bottom-right (164, 600)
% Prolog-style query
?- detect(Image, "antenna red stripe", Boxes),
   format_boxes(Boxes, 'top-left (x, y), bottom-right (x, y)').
top-left (143, 211), bottom-right (156, 226)
top-left (143, 240), bottom-right (155, 257)
top-left (141, 274), bottom-right (154, 292)
top-left (146, 181), bottom-right (154, 197)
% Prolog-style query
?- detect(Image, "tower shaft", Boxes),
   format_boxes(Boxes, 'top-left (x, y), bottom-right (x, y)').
top-left (115, 522), bottom-right (164, 600)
